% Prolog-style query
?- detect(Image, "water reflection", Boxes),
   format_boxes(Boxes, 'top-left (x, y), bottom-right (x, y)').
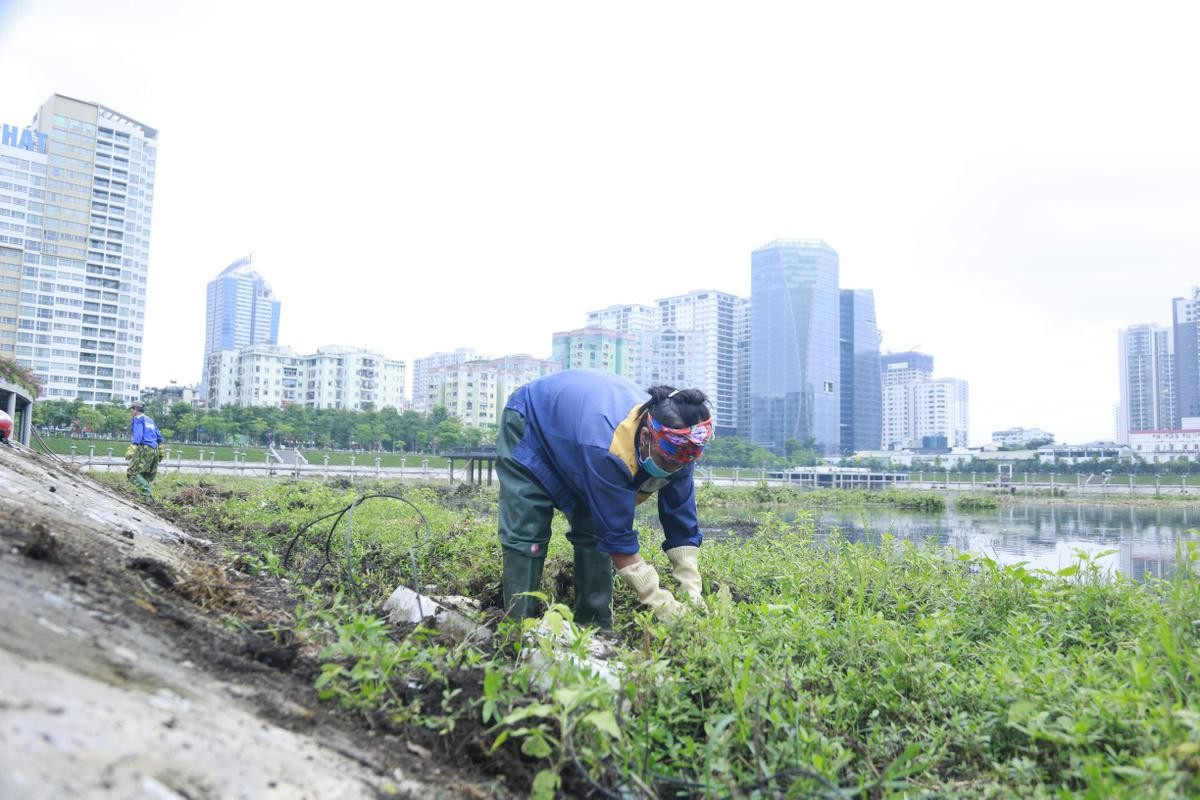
top-left (813, 503), bottom-right (1200, 581)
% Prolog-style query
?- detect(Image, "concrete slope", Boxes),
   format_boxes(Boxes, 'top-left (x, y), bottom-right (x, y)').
top-left (0, 444), bottom-right (477, 800)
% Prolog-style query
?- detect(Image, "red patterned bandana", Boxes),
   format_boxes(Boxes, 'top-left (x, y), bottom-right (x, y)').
top-left (645, 414), bottom-right (713, 464)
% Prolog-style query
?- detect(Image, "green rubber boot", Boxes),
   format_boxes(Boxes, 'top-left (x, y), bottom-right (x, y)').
top-left (572, 545), bottom-right (613, 629)
top-left (129, 474), bottom-right (153, 500)
top-left (502, 550), bottom-right (546, 622)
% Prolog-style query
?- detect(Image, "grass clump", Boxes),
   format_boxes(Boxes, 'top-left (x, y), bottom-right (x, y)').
top-left (956, 494), bottom-right (1001, 511)
top-left (700, 484), bottom-right (946, 512)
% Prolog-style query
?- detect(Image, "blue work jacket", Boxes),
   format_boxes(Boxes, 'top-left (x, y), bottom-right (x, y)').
top-left (130, 414), bottom-right (164, 448)
top-left (505, 369), bottom-right (703, 555)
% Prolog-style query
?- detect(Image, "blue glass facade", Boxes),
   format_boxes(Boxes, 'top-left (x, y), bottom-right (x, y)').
top-left (840, 289), bottom-right (882, 454)
top-left (201, 255), bottom-right (281, 399)
top-left (1174, 290), bottom-right (1200, 422)
top-left (749, 240), bottom-right (841, 455)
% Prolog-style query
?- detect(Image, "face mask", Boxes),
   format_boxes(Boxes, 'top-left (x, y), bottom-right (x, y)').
top-left (639, 440), bottom-right (677, 478)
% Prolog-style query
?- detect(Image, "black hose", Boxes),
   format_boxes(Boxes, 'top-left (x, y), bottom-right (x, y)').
top-left (282, 492), bottom-right (431, 609)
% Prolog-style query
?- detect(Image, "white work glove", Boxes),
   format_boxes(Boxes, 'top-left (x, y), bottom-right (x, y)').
top-left (666, 546), bottom-right (703, 607)
top-left (616, 560), bottom-right (684, 622)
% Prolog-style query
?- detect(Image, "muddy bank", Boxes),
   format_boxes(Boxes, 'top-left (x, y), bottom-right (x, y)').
top-left (0, 444), bottom-right (497, 799)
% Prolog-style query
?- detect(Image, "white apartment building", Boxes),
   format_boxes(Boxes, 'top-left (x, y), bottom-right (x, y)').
top-left (586, 303), bottom-right (658, 334)
top-left (639, 327), bottom-right (703, 390)
top-left (10, 95), bottom-right (158, 405)
top-left (203, 345), bottom-right (300, 408)
top-left (1129, 418), bottom-right (1200, 463)
top-left (205, 344), bottom-right (404, 411)
top-left (410, 347), bottom-right (485, 413)
top-left (302, 346), bottom-right (404, 411)
top-left (204, 349), bottom-right (239, 408)
top-left (426, 354), bottom-right (559, 428)
top-left (881, 351), bottom-right (969, 448)
top-left (656, 290), bottom-right (745, 436)
top-left (881, 351), bottom-right (933, 449)
top-left (913, 378), bottom-right (969, 448)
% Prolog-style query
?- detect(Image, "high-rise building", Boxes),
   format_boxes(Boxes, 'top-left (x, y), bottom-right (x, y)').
top-left (0, 121), bottom-right (46, 359)
top-left (1172, 288), bottom-right (1199, 422)
top-left (550, 326), bottom-right (633, 378)
top-left (839, 289), bottom-right (881, 454)
top-left (638, 327), bottom-right (704, 395)
top-left (411, 348), bottom-right (485, 413)
top-left (586, 303), bottom-right (658, 334)
top-left (914, 378), bottom-right (969, 448)
top-left (11, 95), bottom-right (158, 405)
top-left (749, 240), bottom-right (841, 455)
top-left (586, 303), bottom-right (659, 389)
top-left (881, 351), bottom-right (934, 450)
top-left (657, 290), bottom-right (745, 436)
top-left (1117, 324), bottom-right (1176, 442)
top-left (201, 255), bottom-right (280, 399)
top-left (880, 351), bottom-right (969, 448)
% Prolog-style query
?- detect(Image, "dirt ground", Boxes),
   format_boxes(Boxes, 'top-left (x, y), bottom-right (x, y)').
top-left (0, 443), bottom-right (505, 799)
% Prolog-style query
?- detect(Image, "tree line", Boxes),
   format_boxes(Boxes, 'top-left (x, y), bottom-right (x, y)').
top-left (32, 399), bottom-right (494, 453)
top-left (35, 398), bottom-right (1200, 473)
top-left (33, 398), bottom-right (809, 464)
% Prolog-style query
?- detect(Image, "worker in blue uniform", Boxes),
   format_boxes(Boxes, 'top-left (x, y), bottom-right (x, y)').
top-left (126, 402), bottom-right (164, 500)
top-left (498, 369), bottom-right (713, 627)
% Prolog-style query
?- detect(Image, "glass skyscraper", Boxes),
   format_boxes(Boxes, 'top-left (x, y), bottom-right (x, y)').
top-left (840, 289), bottom-right (882, 454)
top-left (201, 255), bottom-right (280, 399)
top-left (1173, 288), bottom-right (1199, 423)
top-left (749, 239), bottom-right (841, 455)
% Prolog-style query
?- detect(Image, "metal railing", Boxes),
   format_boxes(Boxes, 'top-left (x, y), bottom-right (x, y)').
top-left (54, 448), bottom-right (1200, 496)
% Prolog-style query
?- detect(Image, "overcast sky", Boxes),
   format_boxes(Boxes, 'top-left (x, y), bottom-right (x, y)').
top-left (1, 0), bottom-right (1197, 445)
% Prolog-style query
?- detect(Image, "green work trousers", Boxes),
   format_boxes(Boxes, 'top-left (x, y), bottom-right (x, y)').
top-left (127, 444), bottom-right (160, 499)
top-left (498, 408), bottom-right (613, 628)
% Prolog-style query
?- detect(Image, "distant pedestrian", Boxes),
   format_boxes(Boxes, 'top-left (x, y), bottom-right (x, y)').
top-left (126, 402), bottom-right (164, 500)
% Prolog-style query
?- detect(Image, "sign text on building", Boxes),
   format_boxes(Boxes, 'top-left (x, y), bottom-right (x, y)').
top-left (1, 124), bottom-right (48, 154)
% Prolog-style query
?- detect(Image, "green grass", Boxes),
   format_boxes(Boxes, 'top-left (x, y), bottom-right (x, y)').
top-left (94, 473), bottom-right (1200, 798)
top-left (38, 435), bottom-right (455, 469)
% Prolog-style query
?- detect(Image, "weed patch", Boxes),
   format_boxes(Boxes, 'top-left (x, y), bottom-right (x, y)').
top-left (117, 474), bottom-right (1200, 798)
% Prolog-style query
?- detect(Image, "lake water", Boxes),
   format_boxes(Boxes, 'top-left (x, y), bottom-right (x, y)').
top-left (815, 503), bottom-right (1200, 581)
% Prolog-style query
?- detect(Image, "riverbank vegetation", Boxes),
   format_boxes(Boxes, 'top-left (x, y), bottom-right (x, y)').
top-left (699, 484), bottom-right (947, 512)
top-left (92, 473), bottom-right (1200, 798)
top-left (955, 494), bottom-right (1000, 511)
